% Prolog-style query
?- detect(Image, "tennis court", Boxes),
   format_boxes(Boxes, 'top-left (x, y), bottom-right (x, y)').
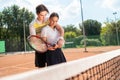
top-left (0, 46), bottom-right (120, 78)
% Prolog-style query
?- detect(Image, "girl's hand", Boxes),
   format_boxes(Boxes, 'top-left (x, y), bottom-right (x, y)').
top-left (53, 44), bottom-right (59, 49)
top-left (48, 46), bottom-right (55, 51)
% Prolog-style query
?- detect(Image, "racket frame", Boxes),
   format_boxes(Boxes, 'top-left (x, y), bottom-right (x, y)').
top-left (27, 35), bottom-right (48, 53)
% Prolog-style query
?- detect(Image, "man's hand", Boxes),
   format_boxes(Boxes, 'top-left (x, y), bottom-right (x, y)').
top-left (57, 39), bottom-right (65, 48)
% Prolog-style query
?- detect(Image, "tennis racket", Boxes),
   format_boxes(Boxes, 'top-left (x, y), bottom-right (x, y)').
top-left (27, 35), bottom-right (48, 53)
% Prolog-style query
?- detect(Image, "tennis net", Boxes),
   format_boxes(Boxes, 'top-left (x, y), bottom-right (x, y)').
top-left (0, 49), bottom-right (120, 80)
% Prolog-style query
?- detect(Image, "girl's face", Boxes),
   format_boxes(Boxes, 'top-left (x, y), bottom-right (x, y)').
top-left (49, 16), bottom-right (58, 27)
top-left (37, 11), bottom-right (48, 21)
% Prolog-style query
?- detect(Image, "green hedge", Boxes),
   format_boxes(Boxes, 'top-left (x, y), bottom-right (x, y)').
top-left (81, 39), bottom-right (102, 46)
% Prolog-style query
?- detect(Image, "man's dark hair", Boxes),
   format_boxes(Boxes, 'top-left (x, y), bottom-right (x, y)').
top-left (36, 4), bottom-right (49, 14)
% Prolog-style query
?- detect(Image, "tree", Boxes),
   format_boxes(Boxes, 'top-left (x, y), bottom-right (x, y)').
top-left (80, 19), bottom-right (102, 36)
top-left (100, 22), bottom-right (120, 45)
top-left (63, 24), bottom-right (81, 38)
top-left (64, 31), bottom-right (77, 39)
top-left (117, 20), bottom-right (120, 33)
top-left (1, 5), bottom-right (34, 52)
top-left (0, 12), bottom-right (4, 39)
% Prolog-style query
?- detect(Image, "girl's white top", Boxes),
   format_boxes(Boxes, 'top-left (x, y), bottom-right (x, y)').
top-left (41, 26), bottom-right (60, 45)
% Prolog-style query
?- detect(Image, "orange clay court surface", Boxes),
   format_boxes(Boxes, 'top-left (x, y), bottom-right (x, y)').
top-left (0, 46), bottom-right (120, 77)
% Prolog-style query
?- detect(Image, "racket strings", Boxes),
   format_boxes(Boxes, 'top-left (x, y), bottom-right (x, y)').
top-left (28, 36), bottom-right (48, 53)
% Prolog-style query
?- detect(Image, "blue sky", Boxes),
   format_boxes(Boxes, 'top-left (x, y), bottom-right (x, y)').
top-left (0, 0), bottom-right (120, 27)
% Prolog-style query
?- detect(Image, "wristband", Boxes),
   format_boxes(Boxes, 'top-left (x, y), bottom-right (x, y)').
top-left (59, 36), bottom-right (64, 40)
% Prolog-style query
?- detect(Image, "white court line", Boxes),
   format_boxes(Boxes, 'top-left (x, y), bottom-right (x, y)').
top-left (0, 62), bottom-right (34, 70)
top-left (11, 66), bottom-right (34, 70)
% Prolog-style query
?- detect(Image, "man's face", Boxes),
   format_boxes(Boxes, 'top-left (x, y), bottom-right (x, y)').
top-left (37, 11), bottom-right (48, 21)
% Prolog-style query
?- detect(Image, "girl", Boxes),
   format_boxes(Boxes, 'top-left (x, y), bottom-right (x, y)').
top-left (41, 12), bottom-right (66, 66)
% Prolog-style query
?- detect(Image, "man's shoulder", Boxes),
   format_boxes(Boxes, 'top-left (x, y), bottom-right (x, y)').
top-left (29, 19), bottom-right (36, 26)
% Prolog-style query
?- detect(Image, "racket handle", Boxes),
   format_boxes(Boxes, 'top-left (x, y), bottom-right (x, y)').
top-left (52, 44), bottom-right (56, 47)
top-left (47, 44), bottom-right (56, 47)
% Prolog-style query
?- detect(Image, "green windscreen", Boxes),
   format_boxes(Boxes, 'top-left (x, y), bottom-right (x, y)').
top-left (0, 41), bottom-right (5, 53)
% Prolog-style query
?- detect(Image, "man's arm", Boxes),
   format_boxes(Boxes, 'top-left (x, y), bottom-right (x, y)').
top-left (29, 23), bottom-right (36, 35)
top-left (41, 37), bottom-right (55, 50)
top-left (55, 24), bottom-right (64, 37)
top-left (55, 24), bottom-right (65, 48)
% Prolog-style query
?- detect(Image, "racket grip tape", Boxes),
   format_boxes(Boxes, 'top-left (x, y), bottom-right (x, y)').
top-left (52, 44), bottom-right (56, 47)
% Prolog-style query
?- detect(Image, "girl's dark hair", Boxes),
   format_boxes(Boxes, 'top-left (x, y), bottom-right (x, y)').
top-left (49, 12), bottom-right (59, 19)
top-left (36, 4), bottom-right (49, 14)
